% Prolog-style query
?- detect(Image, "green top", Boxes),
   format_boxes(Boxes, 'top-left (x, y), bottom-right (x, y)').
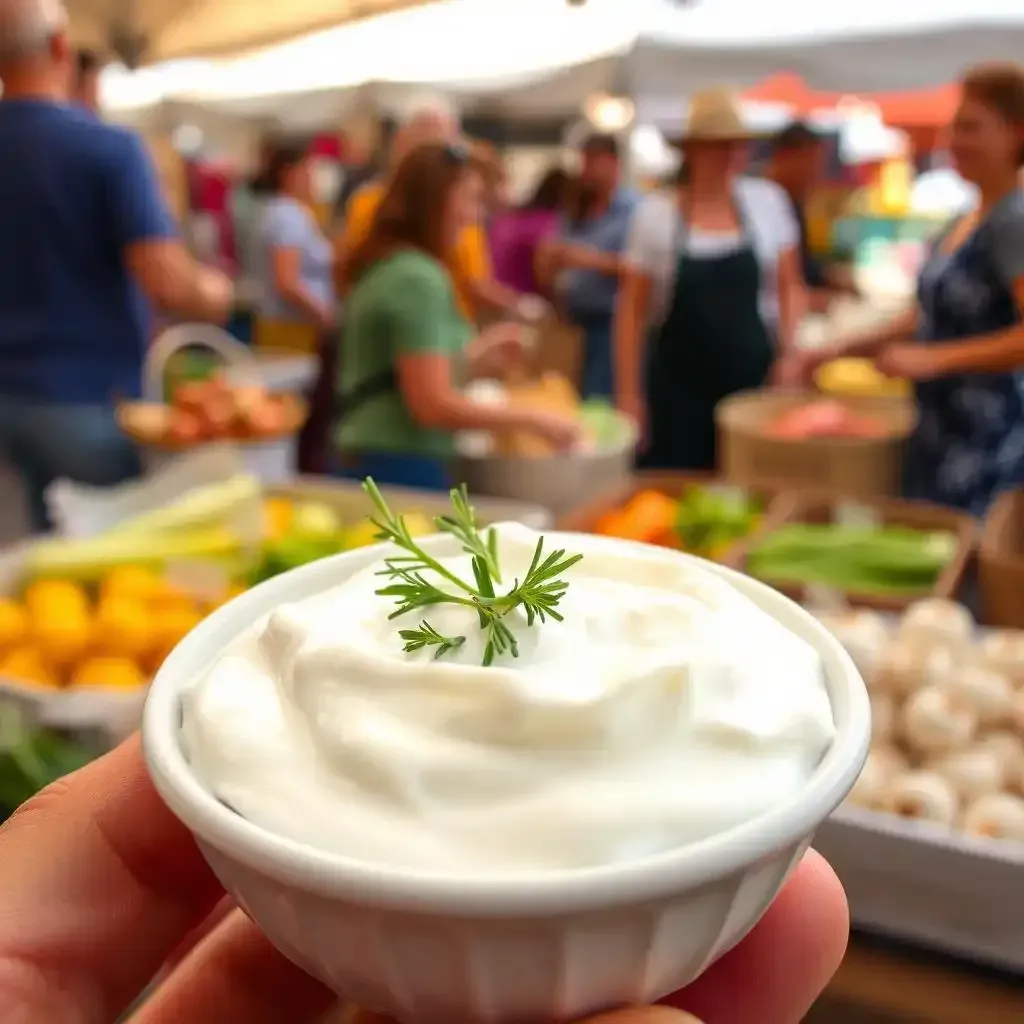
top-left (336, 250), bottom-right (472, 459)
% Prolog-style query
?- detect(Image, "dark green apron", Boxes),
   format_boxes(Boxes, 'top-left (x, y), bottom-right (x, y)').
top-left (640, 192), bottom-right (773, 471)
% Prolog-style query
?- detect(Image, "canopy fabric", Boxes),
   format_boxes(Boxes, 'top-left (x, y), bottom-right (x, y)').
top-left (743, 73), bottom-right (961, 129)
top-left (66, 0), bottom-right (439, 65)
top-left (118, 0), bottom-right (1024, 126)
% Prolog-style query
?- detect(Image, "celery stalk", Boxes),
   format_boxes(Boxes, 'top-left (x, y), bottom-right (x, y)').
top-left (112, 475), bottom-right (262, 541)
top-left (26, 527), bottom-right (241, 581)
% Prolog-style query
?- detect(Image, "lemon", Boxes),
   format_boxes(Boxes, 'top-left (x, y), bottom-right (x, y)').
top-left (31, 609), bottom-right (91, 670)
top-left (71, 656), bottom-right (147, 690)
top-left (24, 579), bottom-right (88, 618)
top-left (0, 599), bottom-right (28, 652)
top-left (343, 519), bottom-right (380, 550)
top-left (263, 497), bottom-right (294, 541)
top-left (100, 566), bottom-right (164, 605)
top-left (148, 606), bottom-right (204, 673)
top-left (92, 599), bottom-right (154, 661)
top-left (403, 512), bottom-right (436, 537)
top-left (0, 645), bottom-right (58, 687)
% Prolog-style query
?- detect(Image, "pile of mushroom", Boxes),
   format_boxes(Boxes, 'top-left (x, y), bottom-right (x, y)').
top-left (814, 598), bottom-right (1024, 844)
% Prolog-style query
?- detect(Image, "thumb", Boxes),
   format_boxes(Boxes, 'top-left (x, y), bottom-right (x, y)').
top-left (583, 1011), bottom-right (703, 1023)
top-left (345, 1008), bottom-right (702, 1023)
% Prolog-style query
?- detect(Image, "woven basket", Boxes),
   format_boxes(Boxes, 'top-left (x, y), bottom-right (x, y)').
top-left (117, 326), bottom-right (307, 484)
top-left (979, 488), bottom-right (1024, 629)
top-left (716, 390), bottom-right (916, 499)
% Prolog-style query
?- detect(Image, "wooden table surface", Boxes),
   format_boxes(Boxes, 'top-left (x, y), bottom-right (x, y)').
top-left (812, 934), bottom-right (1024, 1022)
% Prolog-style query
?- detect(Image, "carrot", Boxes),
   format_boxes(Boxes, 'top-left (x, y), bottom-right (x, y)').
top-left (605, 490), bottom-right (678, 544)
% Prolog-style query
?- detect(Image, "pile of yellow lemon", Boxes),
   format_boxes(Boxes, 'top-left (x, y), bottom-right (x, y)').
top-left (0, 566), bottom-right (243, 691)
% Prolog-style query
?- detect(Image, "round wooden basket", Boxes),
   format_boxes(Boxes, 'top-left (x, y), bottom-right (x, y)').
top-left (716, 390), bottom-right (917, 500)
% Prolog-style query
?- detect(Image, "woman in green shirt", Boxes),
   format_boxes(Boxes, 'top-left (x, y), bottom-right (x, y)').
top-left (334, 143), bottom-right (580, 489)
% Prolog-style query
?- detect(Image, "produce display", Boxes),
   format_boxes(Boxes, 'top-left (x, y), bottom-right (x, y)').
top-left (250, 497), bottom-right (435, 585)
top-left (767, 398), bottom-right (889, 440)
top-left (816, 357), bottom-right (910, 399)
top-left (594, 484), bottom-right (763, 559)
top-left (819, 598), bottom-right (1024, 845)
top-left (467, 374), bottom-right (631, 457)
top-left (0, 478), bottom-right (441, 693)
top-left (119, 374), bottom-right (304, 447)
top-left (747, 522), bottom-right (956, 596)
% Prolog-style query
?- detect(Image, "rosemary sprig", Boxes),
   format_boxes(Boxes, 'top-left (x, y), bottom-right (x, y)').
top-left (398, 622), bottom-right (467, 660)
top-left (362, 478), bottom-right (582, 666)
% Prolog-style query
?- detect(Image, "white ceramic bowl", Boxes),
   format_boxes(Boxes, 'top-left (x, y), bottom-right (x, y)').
top-left (143, 533), bottom-right (870, 1024)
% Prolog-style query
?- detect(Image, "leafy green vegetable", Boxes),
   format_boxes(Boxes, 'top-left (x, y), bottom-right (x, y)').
top-left (675, 485), bottom-right (761, 554)
top-left (579, 399), bottom-right (631, 448)
top-left (247, 535), bottom-right (342, 586)
top-left (0, 707), bottom-right (96, 820)
top-left (747, 523), bottom-right (956, 595)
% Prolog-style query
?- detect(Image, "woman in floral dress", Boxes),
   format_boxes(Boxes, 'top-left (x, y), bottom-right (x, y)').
top-left (802, 63), bottom-right (1024, 515)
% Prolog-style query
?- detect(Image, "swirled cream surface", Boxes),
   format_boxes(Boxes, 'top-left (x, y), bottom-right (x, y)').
top-left (182, 525), bottom-right (835, 874)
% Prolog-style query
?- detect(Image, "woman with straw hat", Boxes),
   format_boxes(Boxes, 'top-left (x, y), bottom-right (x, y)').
top-left (615, 87), bottom-right (804, 469)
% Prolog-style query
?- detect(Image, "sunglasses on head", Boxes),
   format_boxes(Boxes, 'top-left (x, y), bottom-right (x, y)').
top-left (443, 142), bottom-right (471, 164)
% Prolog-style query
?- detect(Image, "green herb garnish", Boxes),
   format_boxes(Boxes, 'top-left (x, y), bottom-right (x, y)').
top-left (363, 478), bottom-right (582, 666)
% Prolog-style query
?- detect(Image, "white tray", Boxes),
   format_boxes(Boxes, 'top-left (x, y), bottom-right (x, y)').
top-left (817, 805), bottom-right (1024, 972)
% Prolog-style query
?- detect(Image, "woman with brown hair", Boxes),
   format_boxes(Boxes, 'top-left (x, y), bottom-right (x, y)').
top-left (799, 63), bottom-right (1024, 514)
top-left (333, 142), bottom-right (580, 489)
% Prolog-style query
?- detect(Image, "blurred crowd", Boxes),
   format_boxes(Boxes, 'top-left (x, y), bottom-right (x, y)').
top-left (3, 0), bottom-right (1024, 527)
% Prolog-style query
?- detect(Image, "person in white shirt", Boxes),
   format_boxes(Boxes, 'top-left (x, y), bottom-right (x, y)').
top-left (614, 88), bottom-right (804, 470)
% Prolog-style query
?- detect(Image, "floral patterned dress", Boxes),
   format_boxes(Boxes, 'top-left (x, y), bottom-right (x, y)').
top-left (904, 192), bottom-right (1024, 515)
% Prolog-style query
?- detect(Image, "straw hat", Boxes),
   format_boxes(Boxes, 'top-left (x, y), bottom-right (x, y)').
top-left (675, 86), bottom-right (756, 144)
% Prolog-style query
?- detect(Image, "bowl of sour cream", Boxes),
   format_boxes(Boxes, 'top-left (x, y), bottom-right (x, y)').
top-left (142, 522), bottom-right (869, 1023)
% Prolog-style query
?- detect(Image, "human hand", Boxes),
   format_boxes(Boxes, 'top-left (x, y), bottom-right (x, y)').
top-left (471, 322), bottom-right (529, 379)
top-left (518, 409), bottom-right (585, 452)
top-left (774, 348), bottom-right (823, 389)
top-left (875, 341), bottom-right (945, 381)
top-left (516, 294), bottom-right (550, 324)
top-left (0, 738), bottom-right (848, 1023)
top-left (197, 267), bottom-right (235, 322)
top-left (617, 391), bottom-right (648, 450)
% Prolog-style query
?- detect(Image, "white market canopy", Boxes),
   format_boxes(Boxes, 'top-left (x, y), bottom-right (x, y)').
top-left (113, 0), bottom-right (1024, 128)
top-left (67, 0), bottom-right (439, 65)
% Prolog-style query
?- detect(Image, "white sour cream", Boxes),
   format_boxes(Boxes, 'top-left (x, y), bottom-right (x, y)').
top-left (182, 525), bottom-right (835, 874)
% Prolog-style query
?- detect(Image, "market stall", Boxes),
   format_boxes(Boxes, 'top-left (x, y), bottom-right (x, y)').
top-left (117, 0), bottom-right (1024, 130)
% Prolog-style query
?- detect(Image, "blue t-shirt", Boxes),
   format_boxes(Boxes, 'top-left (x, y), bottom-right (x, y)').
top-left (560, 189), bottom-right (637, 319)
top-left (0, 99), bottom-right (176, 404)
top-left (254, 196), bottom-right (334, 322)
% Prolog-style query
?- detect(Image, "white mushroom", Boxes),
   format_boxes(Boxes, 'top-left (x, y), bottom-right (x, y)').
top-left (900, 684), bottom-right (977, 755)
top-left (847, 747), bottom-right (905, 810)
top-left (870, 691), bottom-right (897, 744)
top-left (930, 747), bottom-right (1006, 801)
top-left (818, 609), bottom-right (892, 681)
top-left (872, 637), bottom-right (959, 698)
top-left (942, 663), bottom-right (1014, 727)
top-left (884, 770), bottom-right (959, 825)
top-left (1008, 690), bottom-right (1024, 735)
top-left (899, 598), bottom-right (974, 648)
top-left (978, 631), bottom-right (1024, 688)
top-left (962, 793), bottom-right (1024, 842)
top-left (975, 731), bottom-right (1024, 787)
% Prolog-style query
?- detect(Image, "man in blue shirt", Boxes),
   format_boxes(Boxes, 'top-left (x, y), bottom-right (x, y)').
top-left (0, 0), bottom-right (233, 530)
top-left (544, 133), bottom-right (637, 399)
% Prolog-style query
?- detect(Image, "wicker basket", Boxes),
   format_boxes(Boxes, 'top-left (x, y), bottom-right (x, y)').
top-left (557, 471), bottom-right (793, 561)
top-left (716, 390), bottom-right (916, 499)
top-left (117, 326), bottom-right (307, 484)
top-left (728, 491), bottom-right (976, 612)
top-left (979, 488), bottom-right (1024, 628)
